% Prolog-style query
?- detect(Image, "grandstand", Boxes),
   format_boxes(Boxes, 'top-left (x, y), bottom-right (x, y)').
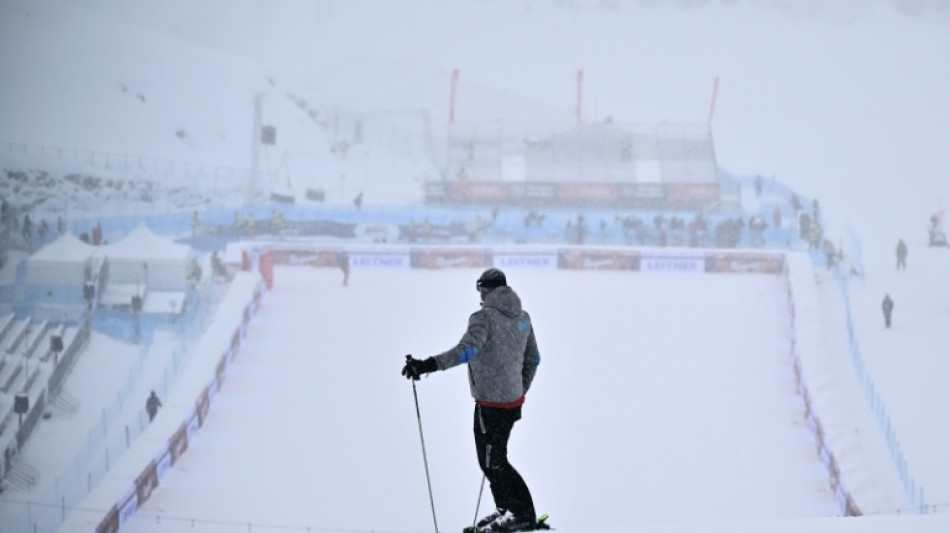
top-left (0, 312), bottom-right (88, 489)
top-left (431, 120), bottom-right (719, 209)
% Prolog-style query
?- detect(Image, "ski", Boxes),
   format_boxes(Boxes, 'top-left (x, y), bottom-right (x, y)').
top-left (463, 513), bottom-right (552, 533)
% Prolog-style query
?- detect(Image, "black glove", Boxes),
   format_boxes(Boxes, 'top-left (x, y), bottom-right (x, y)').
top-left (402, 355), bottom-right (437, 381)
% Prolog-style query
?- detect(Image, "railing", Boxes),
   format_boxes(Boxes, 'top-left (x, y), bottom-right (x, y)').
top-left (0, 141), bottom-right (256, 185)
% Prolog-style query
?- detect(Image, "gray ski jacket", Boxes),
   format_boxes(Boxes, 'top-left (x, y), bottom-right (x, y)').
top-left (432, 286), bottom-right (540, 405)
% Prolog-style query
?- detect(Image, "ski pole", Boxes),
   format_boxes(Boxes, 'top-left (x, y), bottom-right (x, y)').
top-left (471, 474), bottom-right (486, 529)
top-left (410, 367), bottom-right (439, 533)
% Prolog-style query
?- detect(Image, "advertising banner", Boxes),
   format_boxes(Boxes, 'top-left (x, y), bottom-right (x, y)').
top-left (196, 388), bottom-right (211, 427)
top-left (154, 443), bottom-right (172, 484)
top-left (492, 253), bottom-right (558, 269)
top-left (116, 483), bottom-right (138, 529)
top-left (448, 181), bottom-right (509, 202)
top-left (231, 330), bottom-right (241, 354)
top-left (412, 248), bottom-right (489, 269)
top-left (169, 423), bottom-right (189, 465)
top-left (558, 183), bottom-right (619, 206)
top-left (508, 182), bottom-right (558, 204)
top-left (216, 355), bottom-right (228, 389)
top-left (619, 182), bottom-right (664, 200)
top-left (705, 252), bottom-right (785, 274)
top-left (269, 248), bottom-right (341, 268)
top-left (207, 373), bottom-right (220, 405)
top-left (666, 183), bottom-right (720, 207)
top-left (557, 249), bottom-right (637, 270)
top-left (349, 253), bottom-right (411, 269)
top-left (134, 460), bottom-right (159, 507)
top-left (425, 182), bottom-right (447, 203)
top-left (425, 180), bottom-right (721, 210)
top-left (185, 410), bottom-right (200, 442)
top-left (639, 250), bottom-right (706, 273)
top-left (96, 505), bottom-right (119, 533)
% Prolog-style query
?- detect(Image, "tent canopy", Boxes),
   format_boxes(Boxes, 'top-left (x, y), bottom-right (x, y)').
top-left (103, 223), bottom-right (191, 261)
top-left (25, 233), bottom-right (98, 286)
top-left (102, 223), bottom-right (193, 291)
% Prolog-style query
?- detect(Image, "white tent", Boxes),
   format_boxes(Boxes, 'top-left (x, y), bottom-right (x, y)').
top-left (25, 233), bottom-right (98, 286)
top-left (102, 223), bottom-right (193, 291)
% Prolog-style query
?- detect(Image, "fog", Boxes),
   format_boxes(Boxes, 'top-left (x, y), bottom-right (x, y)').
top-left (1, 1), bottom-right (949, 532)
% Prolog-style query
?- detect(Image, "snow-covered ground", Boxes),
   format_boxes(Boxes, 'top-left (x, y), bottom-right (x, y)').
top-left (97, 265), bottom-right (840, 532)
top-left (1, 1), bottom-right (950, 532)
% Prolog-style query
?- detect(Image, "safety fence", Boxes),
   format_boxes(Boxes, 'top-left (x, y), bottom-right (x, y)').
top-left (835, 269), bottom-right (928, 513)
top-left (55, 272), bottom-right (265, 533)
top-left (783, 254), bottom-right (862, 516)
top-left (0, 281), bottom-right (226, 533)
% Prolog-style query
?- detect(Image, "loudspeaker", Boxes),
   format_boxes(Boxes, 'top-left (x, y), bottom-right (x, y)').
top-left (14, 394), bottom-right (28, 414)
top-left (50, 335), bottom-right (64, 353)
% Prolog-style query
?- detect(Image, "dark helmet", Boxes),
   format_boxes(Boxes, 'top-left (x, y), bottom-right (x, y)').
top-left (476, 268), bottom-right (507, 293)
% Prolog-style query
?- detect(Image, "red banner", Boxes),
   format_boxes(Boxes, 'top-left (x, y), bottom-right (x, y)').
top-left (704, 252), bottom-right (785, 274)
top-left (135, 460), bottom-right (159, 506)
top-left (557, 249), bottom-right (637, 270)
top-left (96, 506), bottom-right (119, 533)
top-left (557, 183), bottom-right (619, 204)
top-left (412, 248), bottom-right (489, 269)
top-left (195, 388), bottom-right (211, 427)
top-left (448, 181), bottom-right (508, 202)
top-left (168, 423), bottom-right (189, 465)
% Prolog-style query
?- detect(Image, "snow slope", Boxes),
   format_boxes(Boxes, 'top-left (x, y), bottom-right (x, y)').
top-left (1, 0), bottom-right (950, 531)
top-left (116, 265), bottom-right (839, 533)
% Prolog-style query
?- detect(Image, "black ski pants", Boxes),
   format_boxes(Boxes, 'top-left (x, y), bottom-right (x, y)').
top-left (474, 404), bottom-right (535, 520)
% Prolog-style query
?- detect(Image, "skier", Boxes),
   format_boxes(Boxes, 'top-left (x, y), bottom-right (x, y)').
top-left (402, 268), bottom-right (541, 533)
top-left (146, 391), bottom-right (163, 422)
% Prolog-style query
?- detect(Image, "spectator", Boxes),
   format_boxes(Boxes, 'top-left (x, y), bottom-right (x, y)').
top-left (146, 391), bottom-right (163, 422)
top-left (823, 239), bottom-right (837, 270)
top-left (882, 294), bottom-right (894, 329)
top-left (339, 251), bottom-right (349, 287)
top-left (22, 213), bottom-right (33, 247)
top-left (92, 220), bottom-right (103, 245)
top-left (37, 219), bottom-right (49, 244)
top-left (896, 238), bottom-right (908, 270)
